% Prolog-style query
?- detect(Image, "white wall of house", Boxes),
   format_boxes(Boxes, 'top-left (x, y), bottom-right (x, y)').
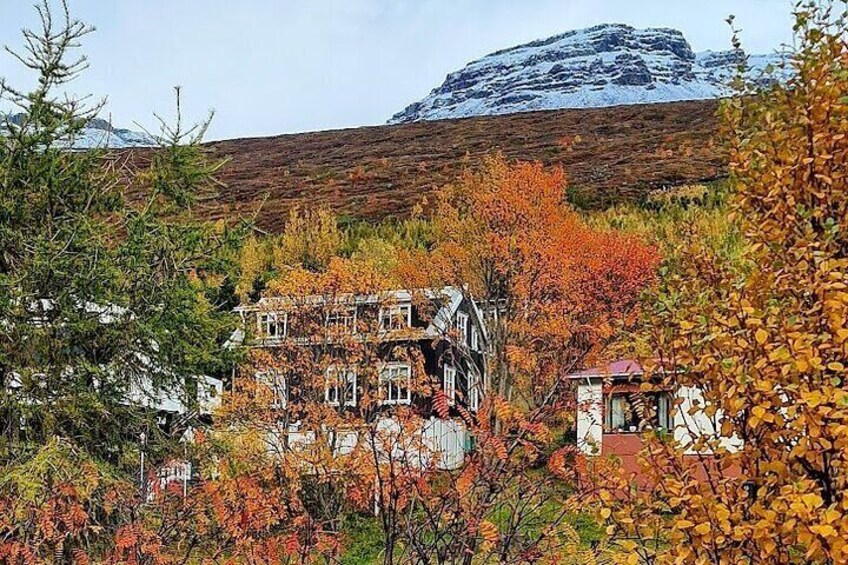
top-left (264, 416), bottom-right (468, 471)
top-left (198, 376), bottom-right (223, 415)
top-left (127, 374), bottom-right (223, 416)
top-left (674, 385), bottom-right (742, 454)
top-left (332, 429), bottom-right (360, 456)
top-left (127, 377), bottom-right (186, 414)
top-left (575, 379), bottom-right (603, 455)
top-left (368, 416), bottom-right (468, 470)
top-left (422, 417), bottom-right (466, 470)
top-left (574, 380), bottom-right (742, 457)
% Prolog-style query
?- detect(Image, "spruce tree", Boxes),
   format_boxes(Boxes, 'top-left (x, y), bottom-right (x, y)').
top-left (0, 0), bottom-right (244, 469)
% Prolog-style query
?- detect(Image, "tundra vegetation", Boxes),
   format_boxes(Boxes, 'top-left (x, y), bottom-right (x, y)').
top-left (0, 1), bottom-right (846, 564)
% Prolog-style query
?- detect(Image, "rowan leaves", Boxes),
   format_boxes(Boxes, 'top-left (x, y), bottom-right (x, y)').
top-left (478, 519), bottom-right (500, 551)
top-left (393, 153), bottom-right (658, 562)
top-left (433, 390), bottom-right (451, 419)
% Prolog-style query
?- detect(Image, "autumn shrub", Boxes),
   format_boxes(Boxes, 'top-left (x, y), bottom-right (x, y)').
top-left (598, 2), bottom-right (848, 563)
top-left (0, 440), bottom-right (132, 563)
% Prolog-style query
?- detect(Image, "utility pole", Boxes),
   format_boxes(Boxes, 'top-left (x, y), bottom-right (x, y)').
top-left (139, 431), bottom-right (147, 501)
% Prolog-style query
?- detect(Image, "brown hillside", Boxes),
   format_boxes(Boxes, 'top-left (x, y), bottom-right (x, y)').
top-left (169, 99), bottom-right (725, 233)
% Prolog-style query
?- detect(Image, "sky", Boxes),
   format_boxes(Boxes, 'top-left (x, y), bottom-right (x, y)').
top-left (0, 0), bottom-right (796, 141)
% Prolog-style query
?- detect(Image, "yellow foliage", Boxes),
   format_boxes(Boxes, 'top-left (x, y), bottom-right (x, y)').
top-left (274, 207), bottom-right (344, 272)
top-left (598, 4), bottom-right (848, 563)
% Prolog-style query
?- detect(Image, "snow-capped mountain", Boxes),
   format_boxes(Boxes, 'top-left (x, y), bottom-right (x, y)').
top-left (70, 118), bottom-right (157, 149)
top-left (389, 24), bottom-right (788, 124)
top-left (4, 114), bottom-right (157, 149)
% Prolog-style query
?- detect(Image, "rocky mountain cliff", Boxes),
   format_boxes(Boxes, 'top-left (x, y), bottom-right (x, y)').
top-left (4, 114), bottom-right (156, 149)
top-left (390, 24), bottom-right (786, 123)
top-left (72, 118), bottom-right (157, 149)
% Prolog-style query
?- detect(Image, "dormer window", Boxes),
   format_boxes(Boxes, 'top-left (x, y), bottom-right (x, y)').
top-left (379, 303), bottom-right (412, 331)
top-left (455, 312), bottom-right (469, 346)
top-left (471, 327), bottom-right (480, 352)
top-left (326, 307), bottom-right (357, 334)
top-left (258, 312), bottom-right (286, 340)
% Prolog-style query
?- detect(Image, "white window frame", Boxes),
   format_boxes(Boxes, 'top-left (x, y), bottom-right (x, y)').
top-left (379, 303), bottom-right (412, 331)
top-left (443, 365), bottom-right (456, 406)
top-left (325, 367), bottom-right (357, 407)
top-left (456, 312), bottom-right (469, 346)
top-left (471, 326), bottom-right (480, 352)
top-left (380, 362), bottom-right (412, 405)
top-left (604, 390), bottom-right (672, 433)
top-left (326, 306), bottom-right (358, 334)
top-left (467, 370), bottom-right (480, 411)
top-left (258, 311), bottom-right (286, 340)
top-left (257, 371), bottom-right (287, 409)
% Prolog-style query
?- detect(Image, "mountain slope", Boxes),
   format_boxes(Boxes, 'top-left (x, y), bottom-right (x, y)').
top-left (122, 99), bottom-right (726, 233)
top-left (5, 114), bottom-right (156, 149)
top-left (390, 24), bottom-right (785, 123)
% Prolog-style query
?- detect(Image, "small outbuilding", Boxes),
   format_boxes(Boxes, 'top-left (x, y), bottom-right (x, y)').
top-left (568, 359), bottom-right (736, 475)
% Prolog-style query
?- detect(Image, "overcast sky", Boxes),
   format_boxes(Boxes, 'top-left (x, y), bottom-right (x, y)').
top-left (0, 0), bottom-right (795, 140)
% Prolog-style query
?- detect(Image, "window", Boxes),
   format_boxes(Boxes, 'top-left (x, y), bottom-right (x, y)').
top-left (257, 371), bottom-right (287, 408)
top-left (443, 365), bottom-right (456, 405)
top-left (379, 303), bottom-right (412, 331)
top-left (455, 312), bottom-right (469, 346)
top-left (258, 312), bottom-right (286, 340)
top-left (467, 371), bottom-right (480, 411)
top-left (471, 327), bottom-right (480, 352)
top-left (380, 363), bottom-right (412, 405)
top-left (326, 307), bottom-right (357, 334)
top-left (605, 391), bottom-right (672, 433)
top-left (463, 433), bottom-right (477, 453)
top-left (325, 367), bottom-right (357, 407)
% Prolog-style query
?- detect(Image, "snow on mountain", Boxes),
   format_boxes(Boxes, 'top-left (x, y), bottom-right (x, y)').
top-left (4, 114), bottom-right (157, 149)
top-left (389, 24), bottom-right (789, 124)
top-left (72, 118), bottom-right (158, 149)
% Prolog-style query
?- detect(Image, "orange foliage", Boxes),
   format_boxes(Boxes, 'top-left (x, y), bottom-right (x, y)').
top-left (0, 152), bottom-right (658, 565)
top-left (401, 152), bottom-right (659, 401)
top-left (390, 153), bottom-right (659, 562)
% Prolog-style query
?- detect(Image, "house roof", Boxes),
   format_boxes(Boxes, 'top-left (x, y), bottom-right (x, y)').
top-left (425, 286), bottom-right (464, 339)
top-left (566, 358), bottom-right (644, 380)
top-left (233, 288), bottom-right (419, 312)
top-left (230, 286), bottom-right (487, 345)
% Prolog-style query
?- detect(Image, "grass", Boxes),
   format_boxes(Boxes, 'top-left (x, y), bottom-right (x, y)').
top-left (340, 513), bottom-right (385, 565)
top-left (337, 486), bottom-right (605, 564)
top-left (338, 510), bottom-right (603, 565)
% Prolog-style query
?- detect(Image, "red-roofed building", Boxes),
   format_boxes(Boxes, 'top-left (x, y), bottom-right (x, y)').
top-left (568, 359), bottom-right (739, 475)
